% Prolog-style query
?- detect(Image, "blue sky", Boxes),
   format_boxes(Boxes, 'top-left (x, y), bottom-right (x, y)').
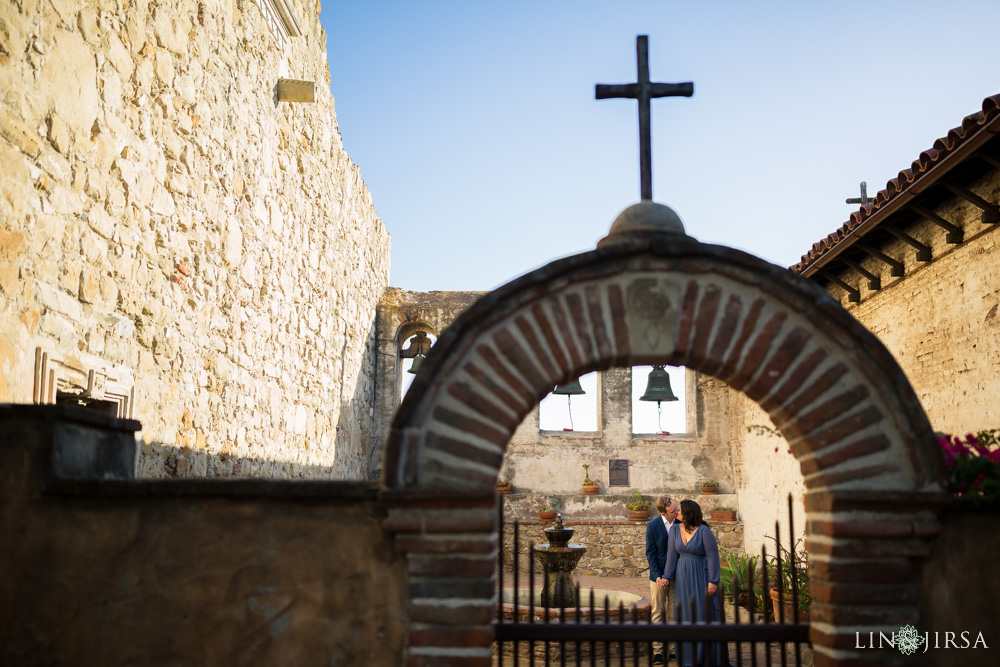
top-left (320, 1), bottom-right (1000, 295)
top-left (319, 2), bottom-right (1000, 432)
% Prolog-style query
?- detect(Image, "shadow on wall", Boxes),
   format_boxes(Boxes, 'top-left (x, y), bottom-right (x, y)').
top-left (135, 321), bottom-right (381, 481)
top-left (137, 440), bottom-right (360, 480)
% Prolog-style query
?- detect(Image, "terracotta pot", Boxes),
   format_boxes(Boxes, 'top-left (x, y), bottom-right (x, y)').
top-left (497, 486), bottom-right (512, 495)
top-left (538, 511), bottom-right (557, 522)
top-left (628, 509), bottom-right (649, 521)
top-left (700, 486), bottom-right (719, 495)
top-left (582, 484), bottom-right (599, 495)
top-left (770, 588), bottom-right (809, 622)
top-left (710, 510), bottom-right (736, 521)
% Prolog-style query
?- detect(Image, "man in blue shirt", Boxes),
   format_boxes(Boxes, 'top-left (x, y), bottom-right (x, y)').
top-left (646, 495), bottom-right (679, 664)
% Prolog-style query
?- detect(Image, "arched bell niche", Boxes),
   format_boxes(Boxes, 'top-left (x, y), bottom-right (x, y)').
top-left (398, 327), bottom-right (437, 399)
top-left (380, 202), bottom-right (947, 666)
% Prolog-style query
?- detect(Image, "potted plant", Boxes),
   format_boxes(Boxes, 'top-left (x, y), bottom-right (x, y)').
top-left (766, 537), bottom-right (811, 622)
top-left (719, 552), bottom-right (764, 613)
top-left (496, 479), bottom-right (513, 495)
top-left (700, 480), bottom-right (720, 495)
top-left (538, 504), bottom-right (557, 522)
top-left (626, 490), bottom-right (651, 521)
top-left (710, 506), bottom-right (736, 521)
top-left (582, 464), bottom-right (600, 495)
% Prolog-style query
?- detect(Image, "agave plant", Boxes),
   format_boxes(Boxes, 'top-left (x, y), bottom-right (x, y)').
top-left (719, 552), bottom-right (765, 612)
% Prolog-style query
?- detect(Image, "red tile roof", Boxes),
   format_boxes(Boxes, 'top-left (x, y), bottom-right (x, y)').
top-left (794, 93), bottom-right (1000, 274)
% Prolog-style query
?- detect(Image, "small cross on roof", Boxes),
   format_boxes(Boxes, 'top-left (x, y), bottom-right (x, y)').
top-left (846, 181), bottom-right (875, 208)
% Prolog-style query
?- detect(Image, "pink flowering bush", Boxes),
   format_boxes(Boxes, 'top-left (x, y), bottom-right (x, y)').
top-left (938, 430), bottom-right (1000, 502)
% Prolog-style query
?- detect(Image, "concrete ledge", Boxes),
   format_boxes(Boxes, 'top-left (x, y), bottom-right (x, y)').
top-left (1, 403), bottom-right (140, 482)
top-left (501, 492), bottom-right (740, 521)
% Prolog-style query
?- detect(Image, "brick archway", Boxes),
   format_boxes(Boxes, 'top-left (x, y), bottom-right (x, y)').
top-left (382, 215), bottom-right (947, 666)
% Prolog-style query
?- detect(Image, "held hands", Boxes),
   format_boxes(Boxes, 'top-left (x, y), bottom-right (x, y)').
top-left (656, 577), bottom-right (669, 590)
top-left (707, 582), bottom-right (717, 596)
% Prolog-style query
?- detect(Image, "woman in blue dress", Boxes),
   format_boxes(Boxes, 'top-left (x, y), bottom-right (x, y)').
top-left (664, 499), bottom-right (731, 667)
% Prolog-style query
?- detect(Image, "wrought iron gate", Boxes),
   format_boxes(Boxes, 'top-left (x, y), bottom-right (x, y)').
top-left (495, 496), bottom-right (811, 666)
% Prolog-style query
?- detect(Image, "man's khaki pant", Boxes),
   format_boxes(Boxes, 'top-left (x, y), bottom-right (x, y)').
top-left (649, 579), bottom-right (675, 656)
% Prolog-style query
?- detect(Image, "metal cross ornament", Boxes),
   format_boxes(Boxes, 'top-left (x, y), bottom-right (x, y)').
top-left (846, 181), bottom-right (874, 207)
top-left (596, 35), bottom-right (694, 201)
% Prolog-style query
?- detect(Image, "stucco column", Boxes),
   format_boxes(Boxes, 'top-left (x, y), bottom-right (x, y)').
top-left (600, 367), bottom-right (632, 442)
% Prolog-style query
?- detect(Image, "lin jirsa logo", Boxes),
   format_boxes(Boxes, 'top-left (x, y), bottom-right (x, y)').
top-left (856, 624), bottom-right (989, 654)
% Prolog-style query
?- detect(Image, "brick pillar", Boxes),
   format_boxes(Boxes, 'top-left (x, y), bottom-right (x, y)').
top-left (382, 488), bottom-right (498, 667)
top-left (804, 489), bottom-right (948, 666)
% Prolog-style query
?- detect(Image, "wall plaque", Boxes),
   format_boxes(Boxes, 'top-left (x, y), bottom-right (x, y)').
top-left (609, 459), bottom-right (629, 486)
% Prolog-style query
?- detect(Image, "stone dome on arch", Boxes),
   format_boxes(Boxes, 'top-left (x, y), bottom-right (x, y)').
top-left (383, 200), bottom-right (944, 495)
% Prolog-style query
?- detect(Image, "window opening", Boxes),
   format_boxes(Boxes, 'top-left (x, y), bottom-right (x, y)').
top-left (539, 371), bottom-right (598, 432)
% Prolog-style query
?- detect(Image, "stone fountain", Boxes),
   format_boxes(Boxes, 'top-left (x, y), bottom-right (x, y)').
top-left (498, 514), bottom-right (648, 662)
top-left (534, 513), bottom-right (587, 608)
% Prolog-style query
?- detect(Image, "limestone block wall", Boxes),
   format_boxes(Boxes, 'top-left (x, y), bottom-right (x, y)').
top-left (502, 520), bottom-right (745, 577)
top-left (0, 0), bottom-right (390, 478)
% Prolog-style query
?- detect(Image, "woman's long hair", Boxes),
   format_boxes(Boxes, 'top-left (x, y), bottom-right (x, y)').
top-left (680, 499), bottom-right (703, 531)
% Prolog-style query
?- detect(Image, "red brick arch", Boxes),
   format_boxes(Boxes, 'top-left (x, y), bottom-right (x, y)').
top-left (382, 229), bottom-right (948, 666)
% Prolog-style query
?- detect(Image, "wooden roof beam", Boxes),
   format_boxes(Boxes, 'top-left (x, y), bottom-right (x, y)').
top-left (979, 154), bottom-right (1000, 171)
top-left (858, 243), bottom-right (904, 277)
top-left (883, 225), bottom-right (932, 262)
top-left (818, 270), bottom-right (861, 303)
top-left (942, 182), bottom-right (1000, 224)
top-left (840, 258), bottom-right (881, 291)
top-left (907, 203), bottom-right (963, 244)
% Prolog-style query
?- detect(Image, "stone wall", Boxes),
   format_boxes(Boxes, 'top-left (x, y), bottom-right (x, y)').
top-left (834, 173), bottom-right (1000, 434)
top-left (726, 169), bottom-right (1000, 556)
top-left (371, 288), bottom-right (740, 494)
top-left (0, 0), bottom-right (390, 478)
top-left (371, 287), bottom-right (486, 477)
top-left (502, 519), bottom-right (744, 577)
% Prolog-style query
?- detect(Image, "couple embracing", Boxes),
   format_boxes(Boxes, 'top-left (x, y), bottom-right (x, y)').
top-left (646, 496), bottom-right (731, 667)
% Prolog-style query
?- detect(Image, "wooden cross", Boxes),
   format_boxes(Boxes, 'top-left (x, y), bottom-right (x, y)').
top-left (596, 35), bottom-right (694, 201)
top-left (846, 181), bottom-right (875, 207)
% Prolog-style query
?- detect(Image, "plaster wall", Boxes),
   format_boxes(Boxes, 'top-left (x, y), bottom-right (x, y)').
top-left (0, 407), bottom-right (407, 666)
top-left (0, 0), bottom-right (390, 479)
top-left (502, 369), bottom-right (737, 497)
top-left (728, 390), bottom-right (807, 558)
top-left (918, 508), bottom-right (1000, 666)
